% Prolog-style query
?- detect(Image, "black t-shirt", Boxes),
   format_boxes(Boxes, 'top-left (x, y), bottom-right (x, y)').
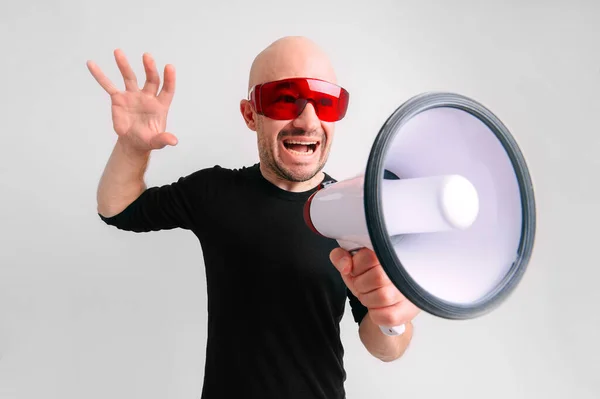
top-left (99, 163), bottom-right (368, 399)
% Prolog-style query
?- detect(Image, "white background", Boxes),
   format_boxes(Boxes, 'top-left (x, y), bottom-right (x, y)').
top-left (1, 0), bottom-right (598, 398)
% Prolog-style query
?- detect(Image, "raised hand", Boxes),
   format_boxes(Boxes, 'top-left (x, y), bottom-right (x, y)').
top-left (87, 49), bottom-right (178, 153)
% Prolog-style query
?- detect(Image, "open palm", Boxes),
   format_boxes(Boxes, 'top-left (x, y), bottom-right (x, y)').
top-left (87, 49), bottom-right (177, 152)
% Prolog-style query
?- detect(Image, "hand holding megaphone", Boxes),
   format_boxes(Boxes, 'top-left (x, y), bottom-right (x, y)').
top-left (329, 247), bottom-right (421, 336)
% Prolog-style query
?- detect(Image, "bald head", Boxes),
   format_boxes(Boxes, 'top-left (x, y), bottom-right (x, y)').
top-left (248, 36), bottom-right (337, 90)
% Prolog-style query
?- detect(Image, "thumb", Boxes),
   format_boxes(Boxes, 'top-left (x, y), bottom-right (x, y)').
top-left (330, 248), bottom-right (358, 297)
top-left (329, 248), bottom-right (352, 276)
top-left (150, 132), bottom-right (178, 149)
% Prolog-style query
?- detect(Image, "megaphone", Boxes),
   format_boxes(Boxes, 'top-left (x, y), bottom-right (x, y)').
top-left (304, 92), bottom-right (536, 336)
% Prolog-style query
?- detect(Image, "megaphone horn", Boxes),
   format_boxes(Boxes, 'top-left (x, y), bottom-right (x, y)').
top-left (304, 92), bottom-right (536, 337)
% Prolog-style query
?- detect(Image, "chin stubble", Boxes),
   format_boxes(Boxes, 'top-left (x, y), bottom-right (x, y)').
top-left (258, 125), bottom-right (329, 183)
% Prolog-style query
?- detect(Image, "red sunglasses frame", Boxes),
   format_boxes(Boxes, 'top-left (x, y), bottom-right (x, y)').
top-left (248, 77), bottom-right (350, 122)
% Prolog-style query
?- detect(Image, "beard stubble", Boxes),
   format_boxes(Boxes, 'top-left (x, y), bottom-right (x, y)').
top-left (258, 126), bottom-right (329, 183)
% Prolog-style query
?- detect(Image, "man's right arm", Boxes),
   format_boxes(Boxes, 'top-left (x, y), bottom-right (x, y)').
top-left (97, 137), bottom-right (150, 218)
top-left (88, 49), bottom-right (180, 224)
top-left (88, 51), bottom-right (222, 234)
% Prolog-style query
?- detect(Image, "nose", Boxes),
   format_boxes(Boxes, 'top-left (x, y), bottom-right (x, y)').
top-left (293, 102), bottom-right (321, 132)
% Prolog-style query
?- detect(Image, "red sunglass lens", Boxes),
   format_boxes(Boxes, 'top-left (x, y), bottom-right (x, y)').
top-left (263, 97), bottom-right (306, 120)
top-left (312, 92), bottom-right (348, 122)
top-left (256, 78), bottom-right (348, 122)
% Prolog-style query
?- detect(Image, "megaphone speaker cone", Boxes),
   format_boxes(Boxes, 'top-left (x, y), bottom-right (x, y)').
top-left (305, 92), bottom-right (536, 330)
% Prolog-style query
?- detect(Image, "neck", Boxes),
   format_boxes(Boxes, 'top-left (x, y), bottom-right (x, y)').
top-left (259, 163), bottom-right (324, 193)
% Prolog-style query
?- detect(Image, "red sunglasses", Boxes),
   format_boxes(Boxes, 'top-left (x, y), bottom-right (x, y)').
top-left (248, 77), bottom-right (350, 122)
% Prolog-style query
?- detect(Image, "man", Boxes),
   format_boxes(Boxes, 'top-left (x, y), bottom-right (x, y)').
top-left (87, 36), bottom-right (420, 399)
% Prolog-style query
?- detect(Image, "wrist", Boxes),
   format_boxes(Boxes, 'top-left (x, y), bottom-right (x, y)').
top-left (116, 136), bottom-right (151, 160)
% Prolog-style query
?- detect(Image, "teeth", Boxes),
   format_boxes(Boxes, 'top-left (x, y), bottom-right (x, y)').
top-left (285, 141), bottom-right (317, 145)
top-left (288, 148), bottom-right (314, 155)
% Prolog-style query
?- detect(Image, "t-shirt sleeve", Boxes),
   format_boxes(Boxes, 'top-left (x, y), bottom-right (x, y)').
top-left (347, 289), bottom-right (369, 325)
top-left (98, 166), bottom-right (222, 233)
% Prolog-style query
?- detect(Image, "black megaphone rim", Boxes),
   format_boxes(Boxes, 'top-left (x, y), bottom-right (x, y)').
top-left (363, 92), bottom-right (537, 320)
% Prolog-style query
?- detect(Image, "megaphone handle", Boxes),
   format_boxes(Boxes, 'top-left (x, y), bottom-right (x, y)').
top-left (337, 240), bottom-right (363, 254)
top-left (337, 241), bottom-right (407, 337)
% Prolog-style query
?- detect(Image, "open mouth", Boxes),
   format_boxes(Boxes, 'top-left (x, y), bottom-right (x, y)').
top-left (282, 139), bottom-right (319, 155)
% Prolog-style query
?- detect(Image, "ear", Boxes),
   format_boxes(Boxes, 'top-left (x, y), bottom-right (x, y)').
top-left (240, 99), bottom-right (257, 131)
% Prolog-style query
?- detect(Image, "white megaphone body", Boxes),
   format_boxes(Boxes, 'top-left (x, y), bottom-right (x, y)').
top-left (304, 92), bottom-right (536, 337)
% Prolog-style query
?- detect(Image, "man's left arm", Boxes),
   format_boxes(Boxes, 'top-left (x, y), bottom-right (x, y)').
top-left (330, 247), bottom-right (420, 362)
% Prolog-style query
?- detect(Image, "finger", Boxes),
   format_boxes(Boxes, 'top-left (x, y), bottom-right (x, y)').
top-left (158, 64), bottom-right (176, 106)
top-left (342, 275), bottom-right (359, 299)
top-left (149, 132), bottom-right (178, 149)
top-left (114, 49), bottom-right (139, 92)
top-left (358, 284), bottom-right (403, 309)
top-left (349, 248), bottom-right (380, 277)
top-left (86, 60), bottom-right (119, 95)
top-left (141, 52), bottom-right (161, 96)
top-left (353, 266), bottom-right (390, 295)
top-left (369, 301), bottom-right (420, 327)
